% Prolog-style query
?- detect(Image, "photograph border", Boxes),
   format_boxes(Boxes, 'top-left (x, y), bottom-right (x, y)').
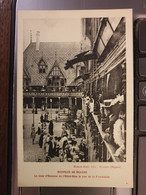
top-left (17, 9), bottom-right (133, 187)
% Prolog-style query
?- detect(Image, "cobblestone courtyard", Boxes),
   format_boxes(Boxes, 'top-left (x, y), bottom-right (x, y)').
top-left (23, 109), bottom-right (63, 162)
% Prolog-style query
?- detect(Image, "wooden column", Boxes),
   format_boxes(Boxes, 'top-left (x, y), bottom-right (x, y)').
top-left (68, 97), bottom-right (72, 109)
top-left (32, 97), bottom-right (35, 125)
top-left (75, 97), bottom-right (77, 106)
top-left (58, 97), bottom-right (60, 110)
top-left (45, 97), bottom-right (48, 111)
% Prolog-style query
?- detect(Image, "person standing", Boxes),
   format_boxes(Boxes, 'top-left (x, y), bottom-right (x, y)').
top-left (48, 137), bottom-right (54, 158)
top-left (37, 122), bottom-right (41, 135)
top-left (49, 120), bottom-right (54, 135)
top-left (40, 114), bottom-right (43, 123)
top-left (31, 124), bottom-right (36, 144)
top-left (39, 132), bottom-right (43, 148)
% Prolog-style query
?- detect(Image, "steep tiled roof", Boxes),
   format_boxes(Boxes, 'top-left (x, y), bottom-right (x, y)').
top-left (23, 42), bottom-right (80, 86)
top-left (23, 65), bottom-right (31, 79)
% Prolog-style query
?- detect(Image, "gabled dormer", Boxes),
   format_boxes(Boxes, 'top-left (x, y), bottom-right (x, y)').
top-left (47, 60), bottom-right (66, 89)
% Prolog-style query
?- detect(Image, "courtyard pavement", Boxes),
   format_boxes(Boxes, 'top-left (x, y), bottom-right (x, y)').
top-left (23, 109), bottom-right (63, 162)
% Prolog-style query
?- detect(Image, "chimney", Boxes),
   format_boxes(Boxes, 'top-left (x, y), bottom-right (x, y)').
top-left (36, 31), bottom-right (40, 51)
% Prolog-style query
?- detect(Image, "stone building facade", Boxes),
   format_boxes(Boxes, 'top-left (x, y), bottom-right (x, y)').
top-left (65, 17), bottom-right (126, 162)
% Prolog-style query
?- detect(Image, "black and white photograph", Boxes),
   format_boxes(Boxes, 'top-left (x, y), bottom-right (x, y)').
top-left (17, 10), bottom-right (133, 187)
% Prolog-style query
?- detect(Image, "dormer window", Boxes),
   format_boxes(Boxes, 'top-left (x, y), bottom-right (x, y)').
top-left (39, 64), bottom-right (46, 73)
top-left (38, 59), bottom-right (47, 73)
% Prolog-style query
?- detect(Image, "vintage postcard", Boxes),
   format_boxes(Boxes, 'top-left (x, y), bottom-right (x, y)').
top-left (17, 9), bottom-right (133, 187)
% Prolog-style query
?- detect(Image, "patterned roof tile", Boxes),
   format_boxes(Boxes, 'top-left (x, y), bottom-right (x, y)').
top-left (24, 42), bottom-right (81, 86)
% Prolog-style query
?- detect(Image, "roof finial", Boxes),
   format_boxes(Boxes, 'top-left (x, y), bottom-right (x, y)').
top-left (55, 51), bottom-right (57, 61)
top-left (30, 30), bottom-right (32, 43)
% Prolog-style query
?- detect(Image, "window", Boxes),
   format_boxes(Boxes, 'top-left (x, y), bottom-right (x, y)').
top-left (39, 65), bottom-right (46, 73)
top-left (38, 59), bottom-right (46, 73)
top-left (50, 66), bottom-right (61, 76)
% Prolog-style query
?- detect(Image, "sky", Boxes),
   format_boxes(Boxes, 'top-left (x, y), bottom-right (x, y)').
top-left (23, 18), bottom-right (82, 50)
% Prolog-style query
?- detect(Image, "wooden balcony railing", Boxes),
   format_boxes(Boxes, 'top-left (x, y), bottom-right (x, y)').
top-left (23, 91), bottom-right (83, 98)
top-left (86, 109), bottom-right (125, 162)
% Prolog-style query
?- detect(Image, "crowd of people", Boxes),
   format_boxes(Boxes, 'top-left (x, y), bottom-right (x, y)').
top-left (30, 113), bottom-right (88, 162)
top-left (85, 93), bottom-right (126, 159)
